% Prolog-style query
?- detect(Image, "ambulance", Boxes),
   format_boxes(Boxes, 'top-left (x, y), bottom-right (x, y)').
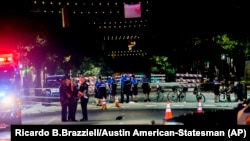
top-left (0, 52), bottom-right (22, 129)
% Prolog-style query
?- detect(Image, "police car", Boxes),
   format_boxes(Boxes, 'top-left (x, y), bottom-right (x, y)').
top-left (42, 75), bottom-right (65, 97)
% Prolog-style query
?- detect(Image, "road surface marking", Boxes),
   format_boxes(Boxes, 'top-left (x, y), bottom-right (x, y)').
top-left (146, 105), bottom-right (157, 107)
top-left (120, 105), bottom-right (130, 108)
top-left (204, 104), bottom-right (215, 107)
top-left (44, 117), bottom-right (57, 124)
top-left (172, 104), bottom-right (184, 107)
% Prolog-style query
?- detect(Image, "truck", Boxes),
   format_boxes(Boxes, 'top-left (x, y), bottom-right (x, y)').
top-left (0, 52), bottom-right (22, 129)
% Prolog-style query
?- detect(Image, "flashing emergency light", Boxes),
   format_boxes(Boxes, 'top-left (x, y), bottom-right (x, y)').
top-left (0, 54), bottom-right (14, 64)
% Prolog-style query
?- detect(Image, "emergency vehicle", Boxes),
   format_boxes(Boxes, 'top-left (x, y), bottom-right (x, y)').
top-left (0, 52), bottom-right (22, 128)
top-left (43, 74), bottom-right (66, 97)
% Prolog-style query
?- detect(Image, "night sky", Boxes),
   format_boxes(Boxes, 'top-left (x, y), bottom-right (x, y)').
top-left (1, 0), bottom-right (250, 49)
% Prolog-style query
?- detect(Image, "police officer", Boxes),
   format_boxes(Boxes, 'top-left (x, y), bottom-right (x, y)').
top-left (94, 77), bottom-right (101, 106)
top-left (131, 74), bottom-right (138, 102)
top-left (107, 76), bottom-right (113, 102)
top-left (97, 76), bottom-right (107, 100)
top-left (78, 77), bottom-right (89, 121)
top-left (59, 77), bottom-right (72, 122)
top-left (120, 74), bottom-right (126, 103)
top-left (213, 76), bottom-right (221, 103)
top-left (141, 75), bottom-right (150, 102)
top-left (109, 75), bottom-right (117, 103)
top-left (123, 74), bottom-right (132, 103)
top-left (68, 78), bottom-right (78, 121)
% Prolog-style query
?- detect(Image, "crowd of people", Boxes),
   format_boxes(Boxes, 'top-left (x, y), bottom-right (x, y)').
top-left (59, 73), bottom-right (151, 122)
top-left (212, 72), bottom-right (244, 103)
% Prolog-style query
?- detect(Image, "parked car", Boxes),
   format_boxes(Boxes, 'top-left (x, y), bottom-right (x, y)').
top-left (42, 75), bottom-right (66, 97)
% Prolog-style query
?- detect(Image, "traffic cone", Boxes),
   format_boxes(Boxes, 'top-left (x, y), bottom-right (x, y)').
top-left (164, 100), bottom-right (173, 120)
top-left (114, 96), bottom-right (120, 108)
top-left (102, 97), bottom-right (107, 110)
top-left (197, 99), bottom-right (203, 113)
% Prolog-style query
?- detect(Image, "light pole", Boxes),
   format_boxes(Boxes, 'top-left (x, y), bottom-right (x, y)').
top-left (221, 53), bottom-right (227, 78)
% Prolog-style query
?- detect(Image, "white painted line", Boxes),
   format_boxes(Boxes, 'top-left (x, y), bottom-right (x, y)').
top-left (204, 104), bottom-right (215, 107)
top-left (146, 105), bottom-right (157, 107)
top-left (172, 105), bottom-right (184, 107)
top-left (44, 117), bottom-right (57, 124)
top-left (120, 106), bottom-right (130, 108)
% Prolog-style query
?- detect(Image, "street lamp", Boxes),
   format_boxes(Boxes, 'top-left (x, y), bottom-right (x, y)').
top-left (221, 54), bottom-right (227, 77)
top-left (221, 53), bottom-right (231, 77)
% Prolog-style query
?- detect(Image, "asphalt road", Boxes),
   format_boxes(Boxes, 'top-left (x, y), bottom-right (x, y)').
top-left (1, 87), bottom-right (249, 140)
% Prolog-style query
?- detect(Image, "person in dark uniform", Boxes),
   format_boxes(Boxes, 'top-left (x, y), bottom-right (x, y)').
top-left (78, 77), bottom-right (89, 121)
top-left (131, 74), bottom-right (138, 102)
top-left (141, 75), bottom-right (150, 102)
top-left (120, 74), bottom-right (125, 103)
top-left (94, 77), bottom-right (101, 106)
top-left (213, 76), bottom-right (221, 103)
top-left (97, 76), bottom-right (107, 100)
top-left (59, 78), bottom-right (70, 122)
top-left (123, 74), bottom-right (132, 103)
top-left (107, 76), bottom-right (113, 102)
top-left (68, 78), bottom-right (79, 121)
top-left (236, 80), bottom-right (243, 102)
top-left (109, 75), bottom-right (117, 103)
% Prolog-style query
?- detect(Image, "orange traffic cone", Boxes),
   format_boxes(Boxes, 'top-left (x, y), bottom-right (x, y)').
top-left (164, 100), bottom-right (173, 120)
top-left (102, 97), bottom-right (107, 110)
top-left (114, 96), bottom-right (120, 108)
top-left (197, 99), bottom-right (203, 113)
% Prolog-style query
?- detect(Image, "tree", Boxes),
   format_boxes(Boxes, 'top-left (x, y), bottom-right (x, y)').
top-left (149, 55), bottom-right (176, 81)
top-left (192, 33), bottom-right (249, 79)
top-left (79, 57), bottom-right (113, 76)
top-left (17, 33), bottom-right (49, 88)
top-left (212, 33), bottom-right (248, 78)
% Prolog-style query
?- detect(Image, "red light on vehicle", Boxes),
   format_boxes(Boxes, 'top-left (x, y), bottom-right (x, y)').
top-left (0, 54), bottom-right (14, 64)
top-left (7, 57), bottom-right (12, 62)
top-left (0, 57), bottom-right (4, 62)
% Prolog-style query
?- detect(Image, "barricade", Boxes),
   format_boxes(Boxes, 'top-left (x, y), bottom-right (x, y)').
top-left (175, 73), bottom-right (202, 88)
